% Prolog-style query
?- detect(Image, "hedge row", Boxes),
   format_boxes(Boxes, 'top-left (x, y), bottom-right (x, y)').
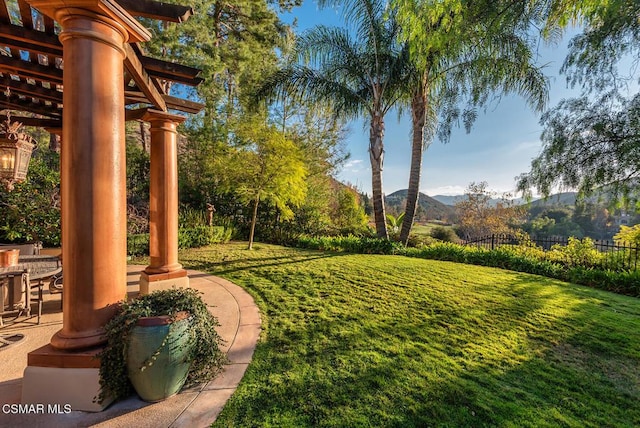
top-left (295, 235), bottom-right (403, 254)
top-left (128, 226), bottom-right (232, 256)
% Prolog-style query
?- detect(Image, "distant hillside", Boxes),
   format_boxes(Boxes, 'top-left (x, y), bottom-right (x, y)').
top-left (432, 194), bottom-right (528, 207)
top-left (386, 190), bottom-right (456, 221)
top-left (430, 195), bottom-right (464, 206)
top-left (527, 192), bottom-right (578, 208)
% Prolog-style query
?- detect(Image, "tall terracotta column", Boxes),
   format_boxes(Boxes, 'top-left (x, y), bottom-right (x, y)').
top-left (27, 2), bottom-right (150, 350)
top-left (140, 110), bottom-right (189, 294)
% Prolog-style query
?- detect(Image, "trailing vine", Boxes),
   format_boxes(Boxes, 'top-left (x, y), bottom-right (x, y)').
top-left (96, 287), bottom-right (227, 403)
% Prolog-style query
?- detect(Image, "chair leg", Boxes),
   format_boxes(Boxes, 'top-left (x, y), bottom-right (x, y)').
top-left (24, 274), bottom-right (30, 318)
top-left (37, 282), bottom-right (43, 325)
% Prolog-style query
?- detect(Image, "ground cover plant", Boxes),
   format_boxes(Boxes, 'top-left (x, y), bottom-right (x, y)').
top-left (175, 243), bottom-right (640, 427)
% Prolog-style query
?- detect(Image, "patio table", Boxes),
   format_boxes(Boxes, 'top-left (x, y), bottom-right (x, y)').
top-left (1, 255), bottom-right (62, 325)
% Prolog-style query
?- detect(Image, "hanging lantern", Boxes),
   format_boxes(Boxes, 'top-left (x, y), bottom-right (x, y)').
top-left (0, 119), bottom-right (36, 191)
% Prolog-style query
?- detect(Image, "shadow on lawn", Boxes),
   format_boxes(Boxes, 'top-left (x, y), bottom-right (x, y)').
top-left (216, 272), bottom-right (640, 427)
top-left (182, 252), bottom-right (345, 276)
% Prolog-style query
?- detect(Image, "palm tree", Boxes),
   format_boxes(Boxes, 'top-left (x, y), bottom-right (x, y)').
top-left (397, 2), bottom-right (550, 245)
top-left (258, 0), bottom-right (407, 238)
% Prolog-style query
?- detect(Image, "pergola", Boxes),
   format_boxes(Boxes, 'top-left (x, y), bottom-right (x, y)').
top-left (0, 0), bottom-right (203, 410)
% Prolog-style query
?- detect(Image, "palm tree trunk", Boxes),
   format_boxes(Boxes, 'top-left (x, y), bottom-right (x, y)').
top-left (400, 90), bottom-right (427, 245)
top-left (248, 195), bottom-right (260, 250)
top-left (370, 111), bottom-right (388, 239)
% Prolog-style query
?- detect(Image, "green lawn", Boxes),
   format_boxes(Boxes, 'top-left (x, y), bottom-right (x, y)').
top-left (411, 222), bottom-right (454, 236)
top-left (176, 243), bottom-right (640, 427)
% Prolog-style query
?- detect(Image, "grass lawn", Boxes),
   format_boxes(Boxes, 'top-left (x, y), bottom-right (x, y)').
top-left (176, 243), bottom-right (640, 427)
top-left (411, 222), bottom-right (454, 237)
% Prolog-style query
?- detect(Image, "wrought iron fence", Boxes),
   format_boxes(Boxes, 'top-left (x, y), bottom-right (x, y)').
top-left (463, 234), bottom-right (640, 272)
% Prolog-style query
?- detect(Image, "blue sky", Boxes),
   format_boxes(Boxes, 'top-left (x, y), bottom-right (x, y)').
top-left (280, 1), bottom-right (583, 197)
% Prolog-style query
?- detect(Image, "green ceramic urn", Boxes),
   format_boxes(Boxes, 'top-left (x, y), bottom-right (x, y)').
top-left (127, 311), bottom-right (192, 402)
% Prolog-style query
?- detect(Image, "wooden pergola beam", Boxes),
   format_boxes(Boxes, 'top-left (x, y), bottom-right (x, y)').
top-left (4, 115), bottom-right (61, 127)
top-left (125, 91), bottom-right (204, 114)
top-left (0, 98), bottom-right (61, 117)
top-left (142, 58), bottom-right (204, 86)
top-left (0, 75), bottom-right (63, 102)
top-left (0, 23), bottom-right (62, 53)
top-left (0, 55), bottom-right (63, 84)
top-left (17, 0), bottom-right (34, 30)
top-left (117, 0), bottom-right (193, 23)
top-left (0, 2), bottom-right (9, 23)
top-left (0, 34), bottom-right (61, 57)
top-left (123, 43), bottom-right (167, 111)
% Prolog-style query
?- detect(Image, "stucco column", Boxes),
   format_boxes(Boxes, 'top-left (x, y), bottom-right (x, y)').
top-left (50, 9), bottom-right (130, 350)
top-left (140, 110), bottom-right (188, 293)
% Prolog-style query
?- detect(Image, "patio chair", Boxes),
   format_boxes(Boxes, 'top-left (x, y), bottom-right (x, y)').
top-left (49, 271), bottom-right (63, 310)
top-left (0, 270), bottom-right (29, 327)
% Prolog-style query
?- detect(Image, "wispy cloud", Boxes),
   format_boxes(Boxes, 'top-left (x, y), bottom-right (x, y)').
top-left (422, 185), bottom-right (468, 196)
top-left (343, 159), bottom-right (364, 171)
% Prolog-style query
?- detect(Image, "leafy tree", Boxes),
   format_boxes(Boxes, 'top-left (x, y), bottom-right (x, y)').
top-left (614, 224), bottom-right (640, 246)
top-left (330, 186), bottom-right (370, 235)
top-left (455, 181), bottom-right (525, 239)
top-left (141, 0), bottom-right (288, 119)
top-left (395, 1), bottom-right (549, 244)
top-left (518, 0), bottom-right (640, 202)
top-left (518, 94), bottom-right (640, 202)
top-left (224, 120), bottom-right (307, 250)
top-left (0, 145), bottom-right (61, 246)
top-left (258, 0), bottom-right (407, 238)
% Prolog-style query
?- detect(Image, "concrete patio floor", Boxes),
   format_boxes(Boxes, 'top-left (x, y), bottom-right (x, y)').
top-left (0, 265), bottom-right (261, 428)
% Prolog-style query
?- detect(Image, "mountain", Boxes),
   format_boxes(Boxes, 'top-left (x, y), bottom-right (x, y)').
top-left (527, 192), bottom-right (578, 208)
top-left (385, 190), bottom-right (456, 221)
top-left (430, 195), bottom-right (464, 206)
top-left (432, 194), bottom-right (529, 207)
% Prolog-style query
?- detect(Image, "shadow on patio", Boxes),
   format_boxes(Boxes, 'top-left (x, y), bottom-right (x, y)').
top-left (0, 265), bottom-right (259, 428)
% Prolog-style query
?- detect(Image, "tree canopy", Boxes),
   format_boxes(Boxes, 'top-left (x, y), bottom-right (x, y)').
top-left (518, 0), bottom-right (640, 203)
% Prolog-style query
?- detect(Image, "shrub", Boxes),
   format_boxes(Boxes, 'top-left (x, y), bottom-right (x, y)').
top-left (128, 226), bottom-right (233, 256)
top-left (295, 235), bottom-right (403, 254)
top-left (403, 241), bottom-right (639, 297)
top-left (128, 234), bottom-right (150, 257)
top-left (405, 233), bottom-right (438, 248)
top-left (178, 226), bottom-right (232, 249)
top-left (179, 207), bottom-right (208, 228)
top-left (548, 237), bottom-right (603, 268)
top-left (430, 226), bottom-right (460, 243)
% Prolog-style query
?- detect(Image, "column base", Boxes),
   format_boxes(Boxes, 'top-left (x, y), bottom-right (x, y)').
top-left (139, 269), bottom-right (189, 295)
top-left (22, 344), bottom-right (112, 412)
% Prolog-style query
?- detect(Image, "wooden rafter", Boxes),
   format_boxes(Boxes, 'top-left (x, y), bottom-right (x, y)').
top-left (0, 0), bottom-right (204, 118)
top-left (141, 56), bottom-right (203, 86)
top-left (123, 43), bottom-right (167, 111)
top-left (17, 0), bottom-right (33, 29)
top-left (0, 75), bottom-right (62, 103)
top-left (6, 115), bottom-right (61, 127)
top-left (0, 98), bottom-right (61, 117)
top-left (124, 91), bottom-right (204, 114)
top-left (117, 0), bottom-right (193, 23)
top-left (0, 2), bottom-right (9, 24)
top-left (0, 55), bottom-right (63, 84)
top-left (0, 23), bottom-right (61, 55)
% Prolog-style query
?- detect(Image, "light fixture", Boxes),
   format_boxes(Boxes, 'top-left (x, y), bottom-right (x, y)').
top-left (0, 117), bottom-right (36, 191)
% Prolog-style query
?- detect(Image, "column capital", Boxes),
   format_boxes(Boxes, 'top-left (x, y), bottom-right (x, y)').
top-left (127, 108), bottom-right (187, 125)
top-left (26, 0), bottom-right (151, 43)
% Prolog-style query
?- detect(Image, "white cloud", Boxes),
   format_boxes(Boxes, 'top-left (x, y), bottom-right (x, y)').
top-left (343, 159), bottom-right (363, 169)
top-left (422, 185), bottom-right (468, 196)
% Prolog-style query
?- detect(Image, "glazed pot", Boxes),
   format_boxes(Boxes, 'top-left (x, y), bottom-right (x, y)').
top-left (127, 311), bottom-right (192, 402)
